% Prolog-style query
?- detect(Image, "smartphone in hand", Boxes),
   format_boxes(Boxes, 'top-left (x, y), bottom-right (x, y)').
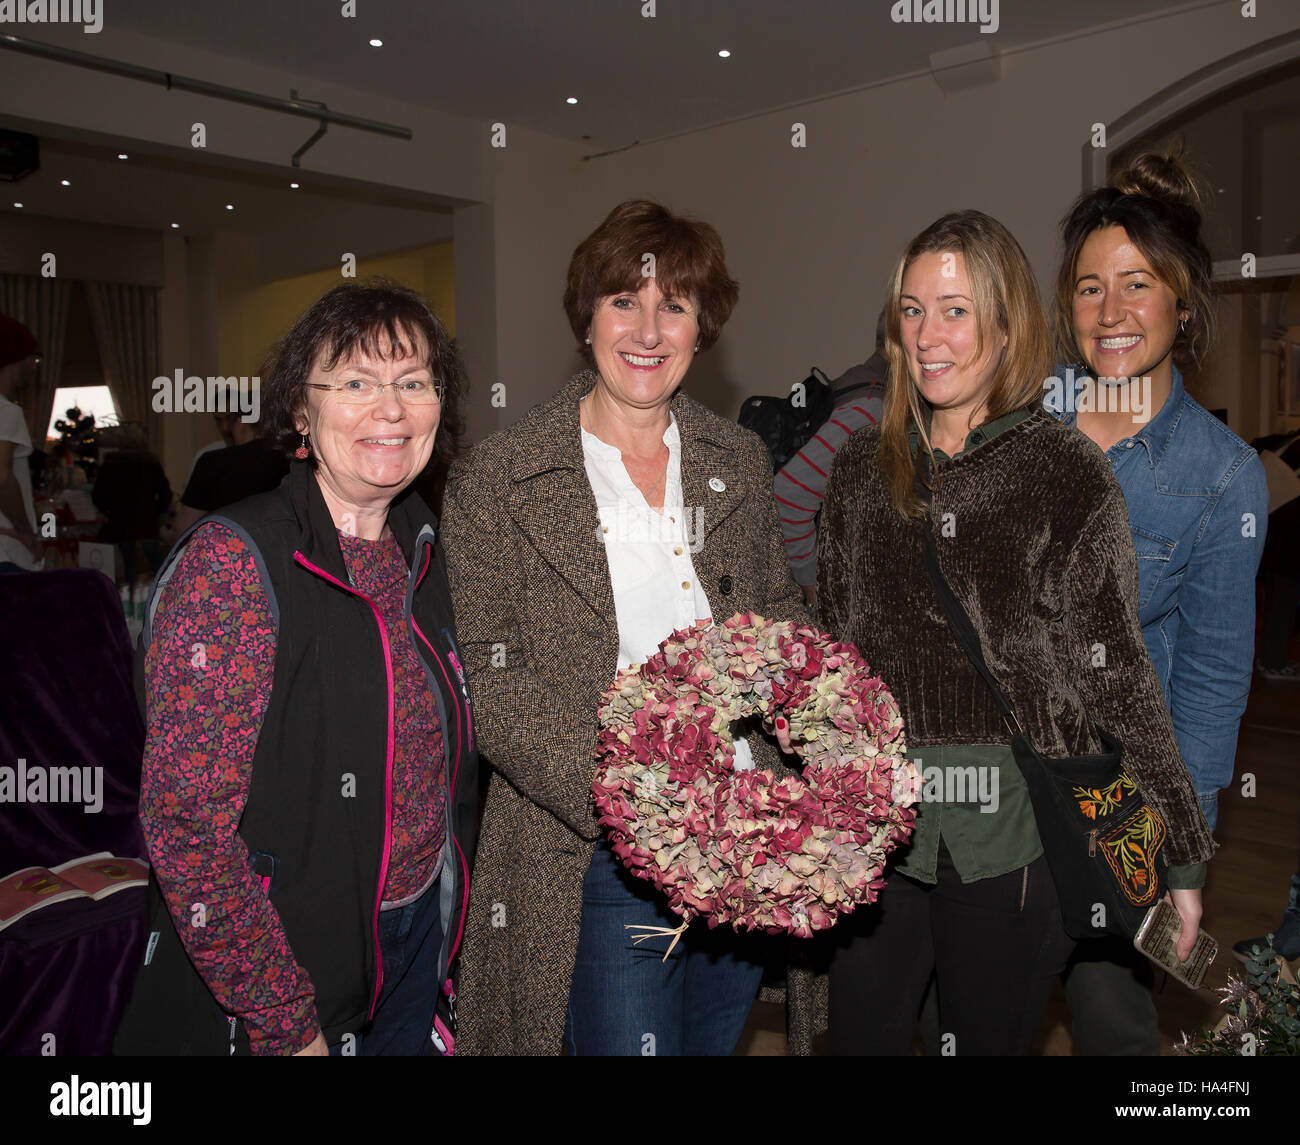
top-left (1133, 898), bottom-right (1218, 989)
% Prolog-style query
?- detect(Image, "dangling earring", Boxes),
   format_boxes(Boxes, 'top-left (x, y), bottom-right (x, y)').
top-left (585, 336), bottom-right (591, 345)
top-left (294, 433), bottom-right (310, 460)
top-left (1179, 318), bottom-right (1187, 334)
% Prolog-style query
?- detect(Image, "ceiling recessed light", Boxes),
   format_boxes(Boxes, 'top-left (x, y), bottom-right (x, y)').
top-left (117, 152), bottom-right (128, 160)
top-left (60, 179), bottom-right (70, 186)
top-left (289, 182), bottom-right (300, 189)
top-left (13, 202), bottom-right (22, 209)
top-left (1217, 187), bottom-right (1225, 193)
top-left (170, 222), bottom-right (180, 229)
top-left (718, 49), bottom-right (731, 58)
top-left (225, 203), bottom-right (234, 210)
top-left (566, 96), bottom-right (578, 105)
top-left (369, 38), bottom-right (382, 47)
top-left (1256, 215), bottom-right (1263, 221)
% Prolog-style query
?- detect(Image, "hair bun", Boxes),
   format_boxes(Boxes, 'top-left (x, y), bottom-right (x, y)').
top-left (1110, 146), bottom-right (1203, 212)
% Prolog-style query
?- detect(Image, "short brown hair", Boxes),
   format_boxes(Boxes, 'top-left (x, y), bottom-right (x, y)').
top-left (261, 277), bottom-right (464, 465)
top-left (879, 210), bottom-right (1052, 518)
top-left (563, 200), bottom-right (738, 364)
top-left (1055, 145), bottom-right (1215, 372)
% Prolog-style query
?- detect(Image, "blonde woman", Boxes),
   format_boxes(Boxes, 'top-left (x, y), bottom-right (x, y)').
top-left (819, 210), bottom-right (1213, 1055)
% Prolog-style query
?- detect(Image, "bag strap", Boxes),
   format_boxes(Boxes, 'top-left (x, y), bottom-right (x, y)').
top-left (914, 453), bottom-right (1027, 741)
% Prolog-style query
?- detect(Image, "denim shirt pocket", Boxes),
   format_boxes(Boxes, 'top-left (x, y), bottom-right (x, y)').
top-left (1130, 526), bottom-right (1177, 612)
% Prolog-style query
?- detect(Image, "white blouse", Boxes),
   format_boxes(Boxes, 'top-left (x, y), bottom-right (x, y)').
top-left (582, 413), bottom-right (754, 770)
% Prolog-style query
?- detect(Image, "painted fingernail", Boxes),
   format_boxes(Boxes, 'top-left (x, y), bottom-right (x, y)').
top-left (775, 717), bottom-right (787, 730)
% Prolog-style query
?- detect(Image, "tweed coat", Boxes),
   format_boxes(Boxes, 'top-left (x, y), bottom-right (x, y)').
top-left (441, 370), bottom-right (805, 1055)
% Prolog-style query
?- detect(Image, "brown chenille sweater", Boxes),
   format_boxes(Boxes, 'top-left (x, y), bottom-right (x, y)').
top-left (818, 407), bottom-right (1215, 868)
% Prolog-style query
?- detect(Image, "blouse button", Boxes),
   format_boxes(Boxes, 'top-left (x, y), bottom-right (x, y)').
top-left (602, 525), bottom-right (610, 533)
top-left (674, 546), bottom-right (683, 556)
top-left (682, 580), bottom-right (691, 591)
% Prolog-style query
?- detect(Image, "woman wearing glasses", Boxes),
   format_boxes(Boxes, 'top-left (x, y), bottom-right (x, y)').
top-left (115, 279), bottom-right (479, 1056)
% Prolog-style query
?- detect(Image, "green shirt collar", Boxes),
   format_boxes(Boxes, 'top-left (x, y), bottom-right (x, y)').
top-left (908, 404), bottom-right (1032, 463)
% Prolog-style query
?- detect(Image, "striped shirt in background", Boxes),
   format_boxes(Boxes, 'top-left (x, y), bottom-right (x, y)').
top-left (774, 354), bottom-right (886, 586)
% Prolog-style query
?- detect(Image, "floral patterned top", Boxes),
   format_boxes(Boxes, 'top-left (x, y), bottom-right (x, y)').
top-left (139, 522), bottom-right (446, 1055)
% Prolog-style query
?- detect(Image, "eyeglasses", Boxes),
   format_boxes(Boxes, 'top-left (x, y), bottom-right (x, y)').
top-left (306, 378), bottom-right (444, 405)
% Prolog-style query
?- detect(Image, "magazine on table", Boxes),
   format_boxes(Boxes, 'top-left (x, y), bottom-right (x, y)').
top-left (0, 852), bottom-right (149, 933)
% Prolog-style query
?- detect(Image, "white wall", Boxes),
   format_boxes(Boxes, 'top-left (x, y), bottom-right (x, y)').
top-left (472, 1), bottom-right (1300, 431)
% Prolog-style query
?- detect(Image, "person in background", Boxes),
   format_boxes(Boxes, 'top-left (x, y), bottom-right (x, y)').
top-left (774, 312), bottom-right (887, 607)
top-left (1047, 149), bottom-right (1268, 1055)
top-left (0, 315), bottom-right (42, 572)
top-left (183, 411), bottom-right (238, 484)
top-left (1234, 859), bottom-right (1300, 964)
top-left (1234, 434), bottom-right (1300, 964)
top-left (1250, 430), bottom-right (1300, 679)
top-left (92, 427), bottom-right (172, 587)
top-left (820, 209), bottom-right (1213, 1056)
top-left (173, 407), bottom-right (289, 534)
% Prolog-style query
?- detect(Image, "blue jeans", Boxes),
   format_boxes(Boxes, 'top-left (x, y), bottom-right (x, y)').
top-left (564, 840), bottom-right (765, 1056)
top-left (328, 875), bottom-right (443, 1056)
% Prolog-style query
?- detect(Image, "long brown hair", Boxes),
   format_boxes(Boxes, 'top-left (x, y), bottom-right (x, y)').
top-left (879, 210), bottom-right (1052, 518)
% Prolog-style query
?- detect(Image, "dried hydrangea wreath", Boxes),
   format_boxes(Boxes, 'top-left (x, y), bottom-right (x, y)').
top-left (592, 612), bottom-right (917, 954)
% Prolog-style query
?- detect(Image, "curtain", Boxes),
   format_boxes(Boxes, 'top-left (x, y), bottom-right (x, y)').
top-left (84, 281), bottom-right (161, 451)
top-left (0, 274), bottom-right (71, 443)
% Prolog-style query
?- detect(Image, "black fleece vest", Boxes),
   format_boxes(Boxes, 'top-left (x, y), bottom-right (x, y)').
top-left (114, 463), bottom-right (477, 1055)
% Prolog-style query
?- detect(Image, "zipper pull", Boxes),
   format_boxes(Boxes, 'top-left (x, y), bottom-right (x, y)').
top-left (1088, 829), bottom-right (1098, 857)
top-left (429, 1022), bottom-right (449, 1054)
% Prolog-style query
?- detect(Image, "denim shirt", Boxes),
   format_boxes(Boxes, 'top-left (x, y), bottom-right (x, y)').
top-left (1045, 366), bottom-right (1268, 830)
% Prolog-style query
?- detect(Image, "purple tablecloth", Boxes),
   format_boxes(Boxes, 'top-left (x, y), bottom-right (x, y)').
top-left (1, 568), bottom-right (148, 1055)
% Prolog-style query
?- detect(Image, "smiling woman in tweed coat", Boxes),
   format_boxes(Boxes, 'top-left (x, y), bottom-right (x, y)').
top-left (441, 201), bottom-right (804, 1055)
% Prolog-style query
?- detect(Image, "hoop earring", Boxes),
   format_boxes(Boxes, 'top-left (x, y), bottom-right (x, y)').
top-left (294, 434), bottom-right (310, 460)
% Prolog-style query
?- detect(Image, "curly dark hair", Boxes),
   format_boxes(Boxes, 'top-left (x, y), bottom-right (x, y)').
top-left (260, 277), bottom-right (465, 465)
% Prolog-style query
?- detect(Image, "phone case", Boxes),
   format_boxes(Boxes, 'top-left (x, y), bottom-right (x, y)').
top-left (1133, 899), bottom-right (1217, 989)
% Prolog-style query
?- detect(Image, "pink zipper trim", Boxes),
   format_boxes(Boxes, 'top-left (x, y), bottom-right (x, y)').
top-left (414, 623), bottom-right (463, 796)
top-left (445, 649), bottom-right (473, 749)
top-left (452, 838), bottom-right (470, 964)
top-left (410, 540), bottom-right (471, 966)
top-left (412, 618), bottom-right (471, 964)
top-left (432, 1013), bottom-right (454, 1056)
top-left (294, 551), bottom-right (396, 1020)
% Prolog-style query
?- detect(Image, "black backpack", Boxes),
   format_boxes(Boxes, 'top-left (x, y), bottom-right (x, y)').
top-left (738, 368), bottom-right (838, 473)
top-left (740, 367), bottom-right (881, 472)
